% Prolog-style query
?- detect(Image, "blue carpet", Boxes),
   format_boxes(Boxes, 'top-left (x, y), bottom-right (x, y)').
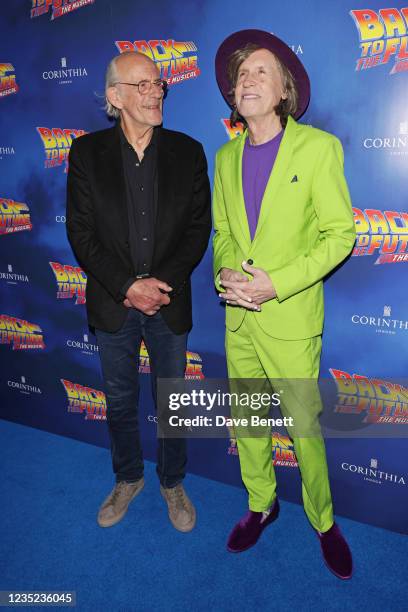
top-left (0, 419), bottom-right (406, 612)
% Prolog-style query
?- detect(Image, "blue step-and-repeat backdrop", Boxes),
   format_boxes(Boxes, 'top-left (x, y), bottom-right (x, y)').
top-left (1, 0), bottom-right (407, 534)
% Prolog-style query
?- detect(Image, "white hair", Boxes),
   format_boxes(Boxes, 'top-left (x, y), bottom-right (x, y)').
top-left (104, 51), bottom-right (157, 119)
top-left (104, 54), bottom-right (122, 118)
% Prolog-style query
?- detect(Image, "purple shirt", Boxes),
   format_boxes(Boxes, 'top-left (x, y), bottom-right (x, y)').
top-left (242, 130), bottom-right (284, 240)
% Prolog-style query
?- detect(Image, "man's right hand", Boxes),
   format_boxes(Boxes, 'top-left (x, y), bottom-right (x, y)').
top-left (219, 267), bottom-right (259, 311)
top-left (124, 278), bottom-right (172, 315)
top-left (220, 267), bottom-right (248, 283)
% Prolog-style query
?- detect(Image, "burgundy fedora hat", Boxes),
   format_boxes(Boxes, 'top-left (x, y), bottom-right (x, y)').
top-left (215, 29), bottom-right (310, 119)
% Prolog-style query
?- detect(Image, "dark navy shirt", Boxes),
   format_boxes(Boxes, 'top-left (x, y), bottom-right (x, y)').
top-left (119, 124), bottom-right (158, 293)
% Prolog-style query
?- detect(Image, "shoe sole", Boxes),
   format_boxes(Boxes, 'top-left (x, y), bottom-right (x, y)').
top-left (97, 480), bottom-right (144, 528)
top-left (160, 488), bottom-right (196, 532)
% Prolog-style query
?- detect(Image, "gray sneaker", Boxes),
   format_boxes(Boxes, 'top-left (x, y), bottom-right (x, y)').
top-left (97, 478), bottom-right (144, 528)
top-left (160, 484), bottom-right (196, 532)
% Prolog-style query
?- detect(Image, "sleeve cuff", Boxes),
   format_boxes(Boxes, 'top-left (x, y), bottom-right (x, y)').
top-left (215, 268), bottom-right (224, 292)
top-left (119, 277), bottom-right (136, 300)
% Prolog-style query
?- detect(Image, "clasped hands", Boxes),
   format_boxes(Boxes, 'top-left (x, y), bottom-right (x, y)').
top-left (219, 261), bottom-right (276, 311)
top-left (123, 278), bottom-right (172, 316)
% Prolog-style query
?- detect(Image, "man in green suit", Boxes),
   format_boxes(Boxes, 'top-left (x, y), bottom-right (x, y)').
top-left (213, 29), bottom-right (356, 579)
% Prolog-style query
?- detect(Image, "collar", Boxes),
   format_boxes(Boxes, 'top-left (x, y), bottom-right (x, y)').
top-left (245, 129), bottom-right (284, 149)
top-left (117, 122), bottom-right (158, 152)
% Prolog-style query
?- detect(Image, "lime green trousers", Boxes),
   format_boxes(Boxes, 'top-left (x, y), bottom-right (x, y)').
top-left (225, 311), bottom-right (334, 532)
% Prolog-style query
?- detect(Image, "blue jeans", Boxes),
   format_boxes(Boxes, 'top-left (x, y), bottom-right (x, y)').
top-left (95, 309), bottom-right (187, 488)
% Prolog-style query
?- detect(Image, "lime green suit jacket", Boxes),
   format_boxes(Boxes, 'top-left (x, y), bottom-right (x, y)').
top-left (212, 115), bottom-right (356, 340)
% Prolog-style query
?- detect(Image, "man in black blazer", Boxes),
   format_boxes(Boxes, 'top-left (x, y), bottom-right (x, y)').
top-left (66, 51), bottom-right (211, 532)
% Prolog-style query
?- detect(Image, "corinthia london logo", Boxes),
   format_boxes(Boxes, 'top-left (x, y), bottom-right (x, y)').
top-left (0, 146), bottom-right (15, 159)
top-left (0, 264), bottom-right (29, 285)
top-left (351, 305), bottom-right (408, 335)
top-left (66, 333), bottom-right (98, 355)
top-left (42, 57), bottom-right (88, 84)
top-left (341, 457), bottom-right (406, 485)
top-left (7, 375), bottom-right (42, 395)
top-left (363, 121), bottom-right (408, 155)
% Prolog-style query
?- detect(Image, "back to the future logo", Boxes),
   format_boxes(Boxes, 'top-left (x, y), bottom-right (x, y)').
top-left (61, 378), bottom-right (106, 420)
top-left (350, 7), bottom-right (408, 74)
top-left (0, 64), bottom-right (19, 97)
top-left (352, 207), bottom-right (408, 264)
top-left (115, 39), bottom-right (200, 86)
top-left (0, 198), bottom-right (32, 235)
top-left (228, 431), bottom-right (298, 467)
top-left (138, 340), bottom-right (204, 378)
top-left (49, 261), bottom-right (87, 305)
top-left (31, 0), bottom-right (94, 21)
top-left (330, 368), bottom-right (408, 425)
top-left (37, 127), bottom-right (86, 172)
top-left (222, 119), bottom-right (244, 140)
top-left (0, 315), bottom-right (45, 350)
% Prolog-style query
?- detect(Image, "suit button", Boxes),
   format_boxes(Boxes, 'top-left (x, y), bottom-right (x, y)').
top-left (247, 259), bottom-right (253, 265)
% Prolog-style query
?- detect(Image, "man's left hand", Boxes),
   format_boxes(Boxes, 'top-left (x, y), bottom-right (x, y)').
top-left (219, 260), bottom-right (277, 309)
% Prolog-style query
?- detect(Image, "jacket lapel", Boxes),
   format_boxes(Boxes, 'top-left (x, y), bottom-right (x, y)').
top-left (97, 125), bottom-right (129, 238)
top-left (153, 128), bottom-right (176, 253)
top-left (252, 115), bottom-right (297, 242)
top-left (231, 133), bottom-right (251, 246)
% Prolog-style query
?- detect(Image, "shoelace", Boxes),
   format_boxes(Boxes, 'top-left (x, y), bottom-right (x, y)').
top-left (167, 486), bottom-right (188, 511)
top-left (110, 482), bottom-right (132, 504)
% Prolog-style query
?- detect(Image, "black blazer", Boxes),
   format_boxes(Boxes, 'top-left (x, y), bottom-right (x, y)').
top-left (66, 125), bottom-right (211, 334)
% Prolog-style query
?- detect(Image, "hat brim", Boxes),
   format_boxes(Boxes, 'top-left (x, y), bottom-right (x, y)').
top-left (215, 29), bottom-right (310, 120)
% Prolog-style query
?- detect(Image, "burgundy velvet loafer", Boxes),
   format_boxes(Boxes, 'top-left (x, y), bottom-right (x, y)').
top-left (317, 522), bottom-right (353, 579)
top-left (227, 499), bottom-right (280, 553)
